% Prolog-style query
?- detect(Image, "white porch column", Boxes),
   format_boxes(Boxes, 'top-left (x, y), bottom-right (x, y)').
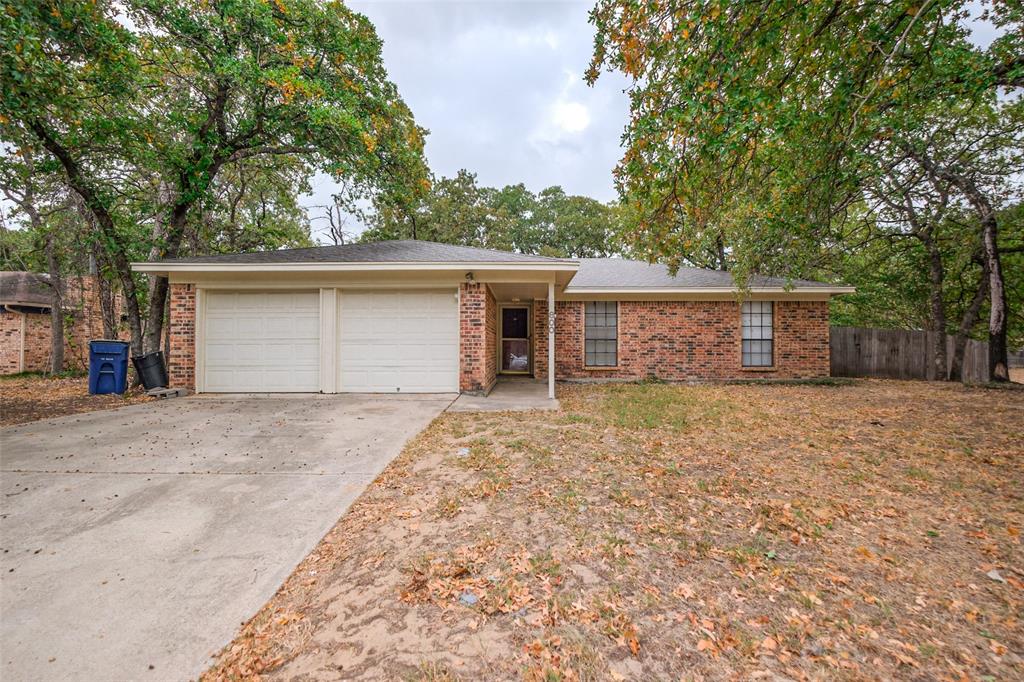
top-left (547, 281), bottom-right (555, 399)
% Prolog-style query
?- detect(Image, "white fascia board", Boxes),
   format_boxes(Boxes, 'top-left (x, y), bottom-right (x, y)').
top-left (132, 261), bottom-right (579, 274)
top-left (562, 286), bottom-right (856, 295)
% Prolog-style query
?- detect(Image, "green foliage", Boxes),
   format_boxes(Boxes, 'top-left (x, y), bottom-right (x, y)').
top-left (828, 234), bottom-right (934, 331)
top-left (361, 169), bottom-right (625, 258)
top-left (0, 223), bottom-right (39, 270)
top-left (828, 203), bottom-right (1024, 348)
top-left (587, 0), bottom-right (1022, 282)
top-left (192, 157), bottom-right (314, 255)
top-left (126, 0), bottom-right (429, 218)
top-left (2, 0), bottom-right (428, 351)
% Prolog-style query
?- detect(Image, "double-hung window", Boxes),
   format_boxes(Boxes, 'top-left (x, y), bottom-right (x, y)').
top-left (741, 301), bottom-right (773, 367)
top-left (585, 301), bottom-right (617, 366)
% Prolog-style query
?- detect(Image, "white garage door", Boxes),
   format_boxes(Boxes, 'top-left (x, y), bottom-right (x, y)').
top-left (203, 291), bottom-right (320, 392)
top-left (339, 289), bottom-right (459, 393)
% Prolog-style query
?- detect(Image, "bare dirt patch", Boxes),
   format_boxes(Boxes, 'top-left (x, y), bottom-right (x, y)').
top-left (0, 374), bottom-right (152, 426)
top-left (205, 380), bottom-right (1023, 681)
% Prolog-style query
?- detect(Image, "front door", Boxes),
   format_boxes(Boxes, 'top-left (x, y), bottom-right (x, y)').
top-left (500, 306), bottom-right (531, 374)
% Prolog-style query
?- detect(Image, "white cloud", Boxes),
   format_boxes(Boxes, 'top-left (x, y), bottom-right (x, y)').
top-left (304, 1), bottom-right (632, 239)
top-left (552, 100), bottom-right (591, 134)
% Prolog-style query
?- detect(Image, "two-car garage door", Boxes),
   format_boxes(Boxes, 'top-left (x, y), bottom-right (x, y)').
top-left (202, 289), bottom-right (458, 393)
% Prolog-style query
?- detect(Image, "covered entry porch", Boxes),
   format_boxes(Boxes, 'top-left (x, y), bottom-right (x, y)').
top-left (448, 376), bottom-right (558, 411)
top-left (482, 280), bottom-right (557, 399)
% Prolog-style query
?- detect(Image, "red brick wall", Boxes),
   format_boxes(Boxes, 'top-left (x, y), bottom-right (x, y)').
top-left (62, 276), bottom-right (123, 370)
top-left (0, 310), bottom-right (21, 373)
top-left (133, 286), bottom-right (831, 392)
top-left (168, 283), bottom-right (196, 389)
top-left (22, 312), bottom-right (51, 372)
top-left (0, 309), bottom-right (76, 375)
top-left (485, 286), bottom-right (497, 387)
top-left (0, 309), bottom-right (51, 374)
top-left (549, 300), bottom-right (830, 381)
top-left (459, 282), bottom-right (496, 393)
top-left (534, 298), bottom-right (549, 379)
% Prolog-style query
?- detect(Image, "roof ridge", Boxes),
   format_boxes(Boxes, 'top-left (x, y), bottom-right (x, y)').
top-left (145, 238), bottom-right (575, 265)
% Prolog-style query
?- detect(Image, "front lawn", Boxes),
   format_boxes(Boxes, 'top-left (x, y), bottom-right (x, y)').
top-left (0, 374), bottom-right (151, 426)
top-left (206, 380), bottom-right (1023, 681)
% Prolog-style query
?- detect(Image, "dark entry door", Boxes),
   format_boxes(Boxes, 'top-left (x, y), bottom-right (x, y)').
top-left (500, 306), bottom-right (530, 373)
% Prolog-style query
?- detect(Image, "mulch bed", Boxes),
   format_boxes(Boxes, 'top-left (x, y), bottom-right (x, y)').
top-left (203, 379), bottom-right (1023, 681)
top-left (0, 375), bottom-right (152, 427)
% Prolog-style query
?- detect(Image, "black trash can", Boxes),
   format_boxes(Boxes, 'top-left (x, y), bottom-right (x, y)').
top-left (132, 350), bottom-right (169, 390)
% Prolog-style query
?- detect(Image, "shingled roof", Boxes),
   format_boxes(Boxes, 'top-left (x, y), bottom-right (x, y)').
top-left (151, 240), bottom-right (569, 264)
top-left (138, 240), bottom-right (850, 291)
top-left (566, 258), bottom-right (841, 290)
top-left (0, 271), bottom-right (55, 307)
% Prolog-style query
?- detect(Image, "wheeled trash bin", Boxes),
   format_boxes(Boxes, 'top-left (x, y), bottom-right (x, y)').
top-left (88, 340), bottom-right (130, 395)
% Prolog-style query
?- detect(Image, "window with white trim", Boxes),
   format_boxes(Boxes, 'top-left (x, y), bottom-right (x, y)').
top-left (585, 301), bottom-right (617, 366)
top-left (741, 301), bottom-right (773, 367)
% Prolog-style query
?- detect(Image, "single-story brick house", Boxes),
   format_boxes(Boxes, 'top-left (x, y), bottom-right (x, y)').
top-left (0, 271), bottom-right (117, 375)
top-left (133, 240), bottom-right (853, 397)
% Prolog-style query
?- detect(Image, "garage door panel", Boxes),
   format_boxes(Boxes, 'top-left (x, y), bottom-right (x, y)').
top-left (206, 342), bottom-right (262, 364)
top-left (203, 291), bottom-right (320, 392)
top-left (338, 289), bottom-right (458, 393)
top-left (205, 317), bottom-right (237, 337)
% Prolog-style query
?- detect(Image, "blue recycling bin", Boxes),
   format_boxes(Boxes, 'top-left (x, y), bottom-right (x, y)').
top-left (89, 340), bottom-right (130, 395)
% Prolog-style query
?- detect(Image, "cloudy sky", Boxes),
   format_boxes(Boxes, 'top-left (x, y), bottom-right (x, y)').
top-left (306, 0), bottom-right (631, 241)
top-left (306, 1), bottom-right (1003, 242)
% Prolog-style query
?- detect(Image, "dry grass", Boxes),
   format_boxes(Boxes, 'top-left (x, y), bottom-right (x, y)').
top-left (204, 379), bottom-right (1023, 681)
top-left (0, 374), bottom-right (151, 426)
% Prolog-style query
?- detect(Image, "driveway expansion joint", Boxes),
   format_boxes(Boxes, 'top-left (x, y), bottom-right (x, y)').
top-left (1, 468), bottom-right (382, 476)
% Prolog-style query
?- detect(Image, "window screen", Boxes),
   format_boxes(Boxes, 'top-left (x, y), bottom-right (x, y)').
top-left (585, 301), bottom-right (617, 366)
top-left (741, 301), bottom-right (773, 367)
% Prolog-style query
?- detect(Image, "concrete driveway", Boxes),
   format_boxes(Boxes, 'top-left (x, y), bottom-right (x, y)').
top-left (0, 393), bottom-right (453, 681)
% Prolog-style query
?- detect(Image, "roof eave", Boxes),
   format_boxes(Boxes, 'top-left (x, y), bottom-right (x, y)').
top-left (131, 260), bottom-right (580, 276)
top-left (1, 300), bottom-right (54, 308)
top-left (562, 286), bottom-right (856, 295)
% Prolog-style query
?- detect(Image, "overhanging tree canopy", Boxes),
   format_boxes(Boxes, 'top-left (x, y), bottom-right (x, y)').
top-left (1, 0), bottom-right (429, 353)
top-left (587, 0), bottom-right (1022, 378)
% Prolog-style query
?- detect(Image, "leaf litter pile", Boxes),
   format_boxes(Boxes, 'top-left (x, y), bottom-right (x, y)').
top-left (1, 375), bottom-right (151, 426)
top-left (205, 380), bottom-right (1022, 680)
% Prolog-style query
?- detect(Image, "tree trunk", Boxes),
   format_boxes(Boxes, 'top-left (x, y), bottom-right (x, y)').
top-left (30, 122), bottom-right (145, 355)
top-left (143, 201), bottom-right (191, 353)
top-left (949, 259), bottom-right (989, 382)
top-left (924, 238), bottom-right (947, 380)
top-left (90, 249), bottom-right (119, 339)
top-left (978, 209), bottom-right (1009, 381)
top-left (904, 146), bottom-right (1010, 382)
top-left (45, 233), bottom-right (65, 374)
top-left (145, 276), bottom-right (169, 353)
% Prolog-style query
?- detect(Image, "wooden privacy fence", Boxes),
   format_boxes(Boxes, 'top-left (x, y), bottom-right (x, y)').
top-left (830, 326), bottom-right (991, 383)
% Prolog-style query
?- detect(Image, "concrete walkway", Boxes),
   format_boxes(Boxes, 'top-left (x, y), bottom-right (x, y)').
top-left (0, 393), bottom-right (453, 682)
top-left (447, 377), bottom-right (559, 412)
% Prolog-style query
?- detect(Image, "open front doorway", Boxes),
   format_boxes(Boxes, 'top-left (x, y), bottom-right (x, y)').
top-left (499, 305), bottom-right (531, 374)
